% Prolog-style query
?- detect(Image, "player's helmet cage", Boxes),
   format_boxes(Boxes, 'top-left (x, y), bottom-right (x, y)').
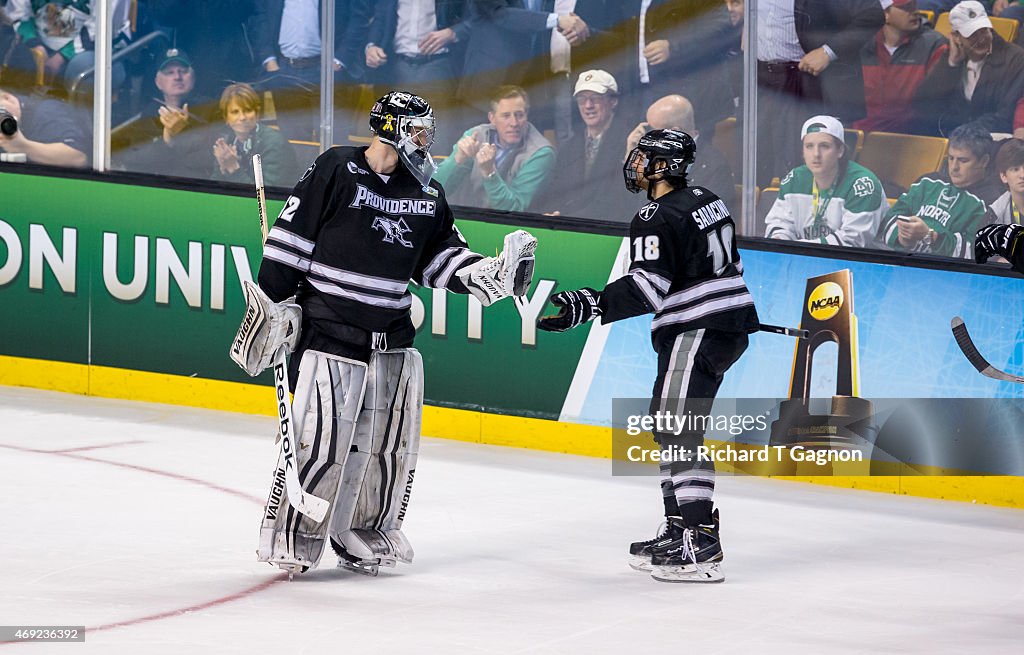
top-left (369, 91), bottom-right (438, 187)
top-left (623, 128), bottom-right (697, 197)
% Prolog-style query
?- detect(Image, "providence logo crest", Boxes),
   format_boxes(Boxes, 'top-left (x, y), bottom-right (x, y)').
top-left (372, 216), bottom-right (413, 248)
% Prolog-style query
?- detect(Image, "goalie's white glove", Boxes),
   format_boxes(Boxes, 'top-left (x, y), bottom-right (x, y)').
top-left (229, 280), bottom-right (302, 377)
top-left (456, 229), bottom-right (537, 306)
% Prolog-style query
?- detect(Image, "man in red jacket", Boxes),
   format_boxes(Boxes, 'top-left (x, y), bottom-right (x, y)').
top-left (856, 0), bottom-right (948, 133)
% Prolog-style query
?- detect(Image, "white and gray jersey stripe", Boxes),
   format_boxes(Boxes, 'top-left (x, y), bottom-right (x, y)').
top-left (419, 246), bottom-right (479, 289)
top-left (638, 272), bottom-right (755, 332)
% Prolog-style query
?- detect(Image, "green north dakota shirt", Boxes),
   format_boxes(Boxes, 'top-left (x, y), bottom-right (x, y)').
top-left (764, 161), bottom-right (886, 248)
top-left (881, 176), bottom-right (990, 259)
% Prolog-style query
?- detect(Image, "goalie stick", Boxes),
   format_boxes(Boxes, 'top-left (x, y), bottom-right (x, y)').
top-left (951, 316), bottom-right (1024, 384)
top-left (253, 154), bottom-right (330, 522)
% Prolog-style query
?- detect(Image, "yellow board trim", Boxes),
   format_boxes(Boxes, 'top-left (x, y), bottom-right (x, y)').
top-left (1, 354), bottom-right (1021, 509)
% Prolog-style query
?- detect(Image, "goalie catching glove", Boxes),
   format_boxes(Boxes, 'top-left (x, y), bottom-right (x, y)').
top-left (229, 280), bottom-right (302, 377)
top-left (537, 288), bottom-right (602, 332)
top-left (456, 229), bottom-right (537, 306)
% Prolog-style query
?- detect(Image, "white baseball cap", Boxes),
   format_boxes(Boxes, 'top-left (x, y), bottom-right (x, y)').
top-left (574, 70), bottom-right (618, 96)
top-left (801, 115), bottom-right (845, 144)
top-left (949, 1), bottom-right (993, 37)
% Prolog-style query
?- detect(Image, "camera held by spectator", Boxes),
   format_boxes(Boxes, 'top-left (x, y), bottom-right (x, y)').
top-left (0, 108), bottom-right (16, 136)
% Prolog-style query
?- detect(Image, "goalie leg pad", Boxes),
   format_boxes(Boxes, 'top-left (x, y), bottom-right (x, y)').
top-left (257, 350), bottom-right (368, 570)
top-left (230, 280), bottom-right (302, 377)
top-left (330, 349), bottom-right (424, 566)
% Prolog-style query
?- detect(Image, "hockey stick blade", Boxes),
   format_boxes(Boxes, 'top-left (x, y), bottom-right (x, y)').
top-left (951, 317), bottom-right (1024, 384)
top-left (759, 323), bottom-right (810, 339)
top-left (272, 347), bottom-right (330, 522)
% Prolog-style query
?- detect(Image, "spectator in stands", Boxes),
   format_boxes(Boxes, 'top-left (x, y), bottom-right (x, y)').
top-left (248, 0), bottom-right (370, 140)
top-left (533, 69), bottom-right (631, 219)
top-left (764, 115), bottom-right (886, 247)
top-left (913, 1), bottom-right (1024, 136)
top-left (947, 123), bottom-right (1005, 203)
top-left (879, 123), bottom-right (996, 257)
top-left (989, 137), bottom-right (1024, 224)
top-left (6, 0), bottom-right (131, 90)
top-left (211, 82), bottom-right (297, 187)
top-left (856, 0), bottom-right (949, 133)
top-left (146, 1), bottom-right (258, 99)
top-left (1009, 96), bottom-right (1024, 138)
top-left (624, 94), bottom-right (736, 212)
top-left (361, 0), bottom-right (472, 151)
top-left (455, 0), bottom-right (594, 121)
top-left (993, 1), bottom-right (1024, 30)
top-left (434, 84), bottom-right (554, 211)
top-left (0, 85), bottom-right (88, 166)
top-left (112, 49), bottom-right (215, 177)
top-left (618, 1), bottom-right (734, 136)
top-left (752, 0), bottom-right (884, 185)
top-left (725, 0), bottom-right (743, 27)
top-left (1, 3), bottom-right (20, 86)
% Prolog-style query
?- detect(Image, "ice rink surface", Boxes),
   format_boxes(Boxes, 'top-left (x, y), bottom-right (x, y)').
top-left (1, 386), bottom-right (1022, 654)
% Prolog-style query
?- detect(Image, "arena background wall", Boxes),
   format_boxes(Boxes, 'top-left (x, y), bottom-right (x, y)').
top-left (1, 170), bottom-right (1022, 508)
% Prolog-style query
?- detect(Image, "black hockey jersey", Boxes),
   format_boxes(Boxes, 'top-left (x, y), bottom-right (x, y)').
top-left (599, 185), bottom-right (760, 349)
top-left (258, 146), bottom-right (482, 337)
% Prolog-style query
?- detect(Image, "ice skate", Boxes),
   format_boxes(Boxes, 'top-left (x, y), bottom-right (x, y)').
top-left (628, 519), bottom-right (685, 572)
top-left (331, 538), bottom-right (398, 577)
top-left (259, 551), bottom-right (311, 579)
top-left (649, 510), bottom-right (725, 583)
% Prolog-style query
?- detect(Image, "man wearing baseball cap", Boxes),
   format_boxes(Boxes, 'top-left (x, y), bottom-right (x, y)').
top-left (764, 115), bottom-right (886, 248)
top-left (913, 0), bottom-right (1024, 135)
top-left (535, 70), bottom-right (632, 220)
top-left (112, 48), bottom-right (214, 177)
top-left (857, 0), bottom-right (949, 133)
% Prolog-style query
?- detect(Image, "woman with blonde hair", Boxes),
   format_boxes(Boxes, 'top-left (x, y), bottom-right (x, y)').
top-left (212, 82), bottom-right (297, 186)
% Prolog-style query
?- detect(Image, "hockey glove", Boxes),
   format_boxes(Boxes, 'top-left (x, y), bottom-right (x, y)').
top-left (456, 229), bottom-right (537, 306)
top-left (229, 280), bottom-right (302, 377)
top-left (975, 223), bottom-right (1024, 264)
top-left (537, 288), bottom-right (602, 332)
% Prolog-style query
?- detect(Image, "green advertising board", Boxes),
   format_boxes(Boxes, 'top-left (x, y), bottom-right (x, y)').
top-left (0, 171), bottom-right (620, 419)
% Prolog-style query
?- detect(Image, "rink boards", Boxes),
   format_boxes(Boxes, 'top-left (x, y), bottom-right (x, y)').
top-left (1, 170), bottom-right (1023, 508)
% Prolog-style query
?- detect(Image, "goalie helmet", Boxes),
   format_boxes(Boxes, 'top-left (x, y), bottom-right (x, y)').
top-left (369, 91), bottom-right (437, 187)
top-left (623, 128), bottom-right (696, 198)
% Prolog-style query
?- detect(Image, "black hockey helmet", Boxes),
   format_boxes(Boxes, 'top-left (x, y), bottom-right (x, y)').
top-left (623, 128), bottom-right (696, 196)
top-left (369, 91), bottom-right (437, 186)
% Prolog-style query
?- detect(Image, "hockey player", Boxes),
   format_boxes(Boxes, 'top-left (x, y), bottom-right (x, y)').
top-left (230, 91), bottom-right (537, 576)
top-left (537, 129), bottom-right (760, 583)
top-left (976, 222), bottom-right (1024, 273)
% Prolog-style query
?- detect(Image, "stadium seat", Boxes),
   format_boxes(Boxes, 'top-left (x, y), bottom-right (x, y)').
top-left (755, 186), bottom-right (779, 238)
top-left (935, 12), bottom-right (1018, 42)
top-left (713, 117), bottom-right (739, 180)
top-left (917, 10), bottom-right (935, 26)
top-left (856, 131), bottom-right (948, 194)
top-left (844, 129), bottom-right (865, 160)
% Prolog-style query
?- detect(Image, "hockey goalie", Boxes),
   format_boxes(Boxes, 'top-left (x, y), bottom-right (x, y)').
top-left (229, 91), bottom-right (537, 576)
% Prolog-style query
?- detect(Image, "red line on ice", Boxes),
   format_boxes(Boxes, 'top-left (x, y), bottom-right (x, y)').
top-left (51, 439), bottom-right (148, 453)
top-left (0, 442), bottom-right (288, 643)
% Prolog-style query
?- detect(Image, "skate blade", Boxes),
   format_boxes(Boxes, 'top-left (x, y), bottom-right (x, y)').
top-left (650, 562), bottom-right (724, 584)
top-left (338, 561), bottom-right (379, 576)
top-left (273, 562), bottom-right (309, 579)
top-left (628, 555), bottom-right (653, 572)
